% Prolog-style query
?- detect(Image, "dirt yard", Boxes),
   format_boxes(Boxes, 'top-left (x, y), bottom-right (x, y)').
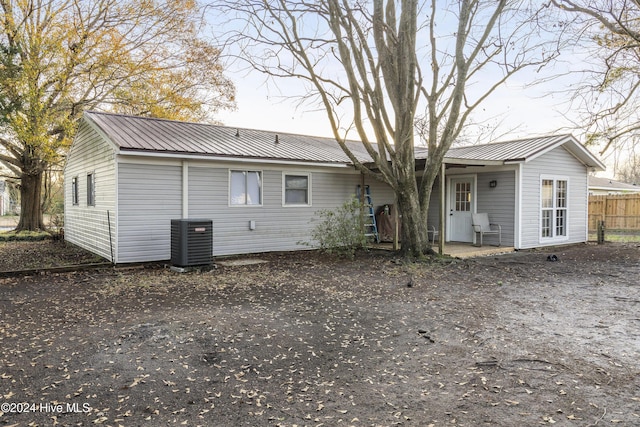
top-left (0, 242), bottom-right (638, 426)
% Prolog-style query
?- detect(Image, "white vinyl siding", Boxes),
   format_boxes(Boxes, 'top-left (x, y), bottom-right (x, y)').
top-left (188, 165), bottom-right (395, 257)
top-left (475, 170), bottom-right (516, 246)
top-left (118, 162), bottom-right (182, 263)
top-left (520, 147), bottom-right (588, 249)
top-left (63, 120), bottom-right (117, 262)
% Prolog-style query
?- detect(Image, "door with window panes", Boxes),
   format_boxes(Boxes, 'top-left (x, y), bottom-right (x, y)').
top-left (449, 177), bottom-right (475, 242)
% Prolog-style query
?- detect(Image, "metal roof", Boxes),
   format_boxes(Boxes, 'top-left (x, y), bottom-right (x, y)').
top-left (83, 111), bottom-right (604, 170)
top-left (429, 134), bottom-right (604, 170)
top-left (589, 176), bottom-right (640, 192)
top-left (84, 111), bottom-right (372, 165)
top-left (443, 135), bottom-right (571, 162)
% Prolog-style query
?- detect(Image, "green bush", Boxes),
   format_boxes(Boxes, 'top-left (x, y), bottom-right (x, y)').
top-left (304, 197), bottom-right (368, 259)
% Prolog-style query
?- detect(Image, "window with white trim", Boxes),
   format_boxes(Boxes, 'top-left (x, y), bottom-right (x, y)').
top-left (71, 176), bottom-right (79, 205)
top-left (87, 173), bottom-right (95, 206)
top-left (283, 173), bottom-right (311, 206)
top-left (230, 170), bottom-right (262, 205)
top-left (541, 178), bottom-right (567, 239)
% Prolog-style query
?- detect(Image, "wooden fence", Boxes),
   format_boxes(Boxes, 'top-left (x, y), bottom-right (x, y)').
top-left (588, 194), bottom-right (640, 231)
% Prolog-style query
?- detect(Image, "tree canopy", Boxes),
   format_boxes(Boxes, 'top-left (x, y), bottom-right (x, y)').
top-left (0, 0), bottom-right (235, 230)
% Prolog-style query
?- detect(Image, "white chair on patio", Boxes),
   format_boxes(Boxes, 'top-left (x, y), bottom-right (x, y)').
top-left (428, 225), bottom-right (439, 245)
top-left (471, 213), bottom-right (501, 247)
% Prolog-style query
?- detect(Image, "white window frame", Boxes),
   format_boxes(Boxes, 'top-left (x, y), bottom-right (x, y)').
top-left (86, 172), bottom-right (95, 207)
top-left (229, 170), bottom-right (263, 207)
top-left (282, 172), bottom-right (312, 207)
top-left (540, 175), bottom-right (569, 242)
top-left (71, 176), bottom-right (79, 206)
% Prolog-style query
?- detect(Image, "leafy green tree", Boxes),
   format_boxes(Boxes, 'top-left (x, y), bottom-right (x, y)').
top-left (0, 0), bottom-right (235, 231)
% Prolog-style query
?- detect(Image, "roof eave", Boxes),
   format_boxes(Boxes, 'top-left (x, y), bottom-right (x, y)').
top-left (117, 148), bottom-right (354, 168)
top-left (443, 158), bottom-right (505, 166)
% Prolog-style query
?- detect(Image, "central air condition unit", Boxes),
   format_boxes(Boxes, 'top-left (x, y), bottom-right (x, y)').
top-left (171, 219), bottom-right (213, 267)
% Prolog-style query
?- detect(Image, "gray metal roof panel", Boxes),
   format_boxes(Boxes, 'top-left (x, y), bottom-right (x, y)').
top-left (589, 176), bottom-right (640, 191)
top-left (440, 135), bottom-right (572, 162)
top-left (83, 111), bottom-right (603, 170)
top-left (85, 111), bottom-right (371, 164)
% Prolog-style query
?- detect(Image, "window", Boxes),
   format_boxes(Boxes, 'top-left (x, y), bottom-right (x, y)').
top-left (87, 173), bottom-right (95, 206)
top-left (71, 177), bottom-right (79, 205)
top-left (284, 174), bottom-right (311, 206)
top-left (230, 170), bottom-right (262, 205)
top-left (455, 181), bottom-right (471, 212)
top-left (541, 177), bottom-right (567, 239)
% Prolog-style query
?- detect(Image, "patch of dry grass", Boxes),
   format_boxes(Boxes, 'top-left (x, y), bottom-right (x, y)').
top-left (0, 240), bottom-right (106, 271)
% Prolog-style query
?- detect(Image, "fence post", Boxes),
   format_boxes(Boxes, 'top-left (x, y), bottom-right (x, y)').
top-left (597, 220), bottom-right (605, 244)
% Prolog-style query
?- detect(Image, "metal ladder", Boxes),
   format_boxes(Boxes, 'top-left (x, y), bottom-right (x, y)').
top-left (356, 185), bottom-right (380, 243)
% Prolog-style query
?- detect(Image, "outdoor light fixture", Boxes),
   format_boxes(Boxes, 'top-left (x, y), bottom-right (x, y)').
top-left (489, 180), bottom-right (497, 188)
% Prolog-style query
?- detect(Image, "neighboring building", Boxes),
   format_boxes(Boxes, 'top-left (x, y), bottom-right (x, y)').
top-left (0, 180), bottom-right (12, 216)
top-left (588, 176), bottom-right (640, 195)
top-left (64, 111), bottom-right (605, 263)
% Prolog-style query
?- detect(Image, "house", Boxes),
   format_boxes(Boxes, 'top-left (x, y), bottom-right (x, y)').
top-left (588, 176), bottom-right (640, 195)
top-left (0, 180), bottom-right (10, 215)
top-left (64, 112), bottom-right (605, 263)
top-left (417, 135), bottom-right (605, 249)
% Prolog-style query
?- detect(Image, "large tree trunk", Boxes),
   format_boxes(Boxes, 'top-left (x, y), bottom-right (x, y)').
top-left (16, 171), bottom-right (45, 231)
top-left (395, 148), bottom-right (430, 257)
top-left (397, 188), bottom-right (430, 258)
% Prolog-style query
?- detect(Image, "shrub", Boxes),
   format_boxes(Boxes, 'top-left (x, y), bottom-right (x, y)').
top-left (305, 197), bottom-right (368, 258)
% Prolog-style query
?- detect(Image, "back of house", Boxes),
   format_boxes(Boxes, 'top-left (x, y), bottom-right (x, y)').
top-left (64, 111), bottom-right (605, 263)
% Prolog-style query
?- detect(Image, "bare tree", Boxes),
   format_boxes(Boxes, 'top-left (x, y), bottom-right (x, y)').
top-left (615, 150), bottom-right (640, 184)
top-left (215, 0), bottom-right (561, 257)
top-left (551, 0), bottom-right (640, 156)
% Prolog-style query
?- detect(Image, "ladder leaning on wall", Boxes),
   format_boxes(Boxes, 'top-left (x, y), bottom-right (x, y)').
top-left (356, 185), bottom-right (380, 243)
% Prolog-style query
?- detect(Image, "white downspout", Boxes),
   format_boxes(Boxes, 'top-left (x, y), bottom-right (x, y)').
top-left (514, 164), bottom-right (522, 249)
top-left (182, 160), bottom-right (189, 218)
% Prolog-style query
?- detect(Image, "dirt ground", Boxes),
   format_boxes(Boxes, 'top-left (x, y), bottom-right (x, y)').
top-left (0, 242), bottom-right (638, 426)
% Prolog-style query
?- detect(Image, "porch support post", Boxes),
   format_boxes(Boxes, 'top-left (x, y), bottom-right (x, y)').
top-left (393, 193), bottom-right (399, 251)
top-left (360, 173), bottom-right (366, 238)
top-left (438, 162), bottom-right (445, 255)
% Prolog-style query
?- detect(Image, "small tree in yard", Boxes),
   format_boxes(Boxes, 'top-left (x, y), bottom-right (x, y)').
top-left (307, 197), bottom-right (368, 259)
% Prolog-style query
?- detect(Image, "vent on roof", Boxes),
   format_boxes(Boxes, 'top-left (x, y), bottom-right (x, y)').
top-left (275, 134), bottom-right (279, 144)
top-left (171, 219), bottom-right (213, 267)
top-left (235, 129), bottom-right (239, 137)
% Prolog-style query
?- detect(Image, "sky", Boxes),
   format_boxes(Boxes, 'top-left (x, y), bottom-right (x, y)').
top-left (210, 3), bottom-right (618, 177)
top-left (215, 58), bottom-right (585, 146)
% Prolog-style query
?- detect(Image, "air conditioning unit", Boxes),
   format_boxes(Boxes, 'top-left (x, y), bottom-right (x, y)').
top-left (171, 219), bottom-right (213, 267)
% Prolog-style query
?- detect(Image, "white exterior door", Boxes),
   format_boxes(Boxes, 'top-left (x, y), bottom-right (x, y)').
top-left (448, 176), bottom-right (475, 242)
